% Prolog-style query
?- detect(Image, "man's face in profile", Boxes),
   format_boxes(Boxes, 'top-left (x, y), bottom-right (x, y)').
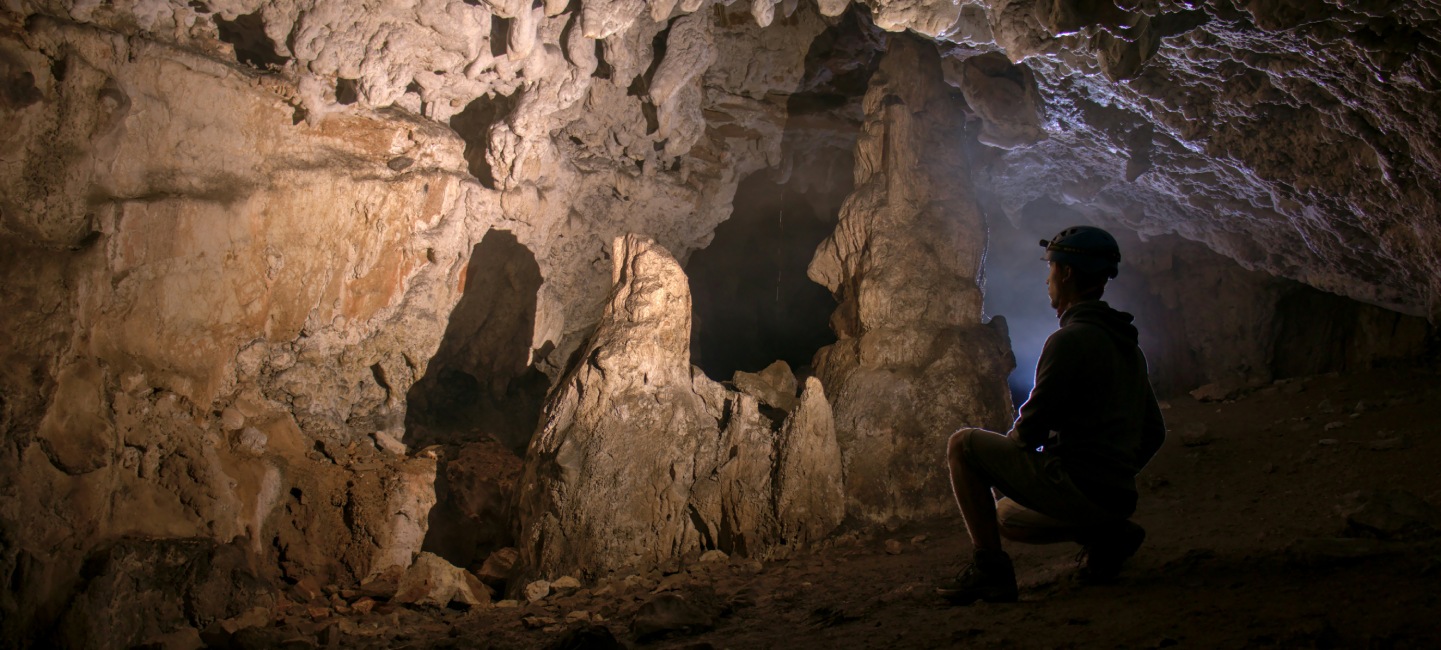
top-left (1046, 262), bottom-right (1064, 311)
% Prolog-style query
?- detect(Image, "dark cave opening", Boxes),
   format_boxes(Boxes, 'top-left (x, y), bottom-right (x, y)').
top-left (213, 12), bottom-right (290, 70)
top-left (683, 8), bottom-right (883, 384)
top-left (404, 229), bottom-right (546, 452)
top-left (405, 230), bottom-right (546, 570)
top-left (449, 92), bottom-right (518, 189)
top-left (686, 173), bottom-right (839, 382)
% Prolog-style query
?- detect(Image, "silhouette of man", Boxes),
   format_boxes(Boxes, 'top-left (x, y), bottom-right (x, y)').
top-left (938, 226), bottom-right (1166, 604)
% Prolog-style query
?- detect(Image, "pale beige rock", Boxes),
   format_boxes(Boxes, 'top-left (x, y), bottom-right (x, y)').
top-left (393, 552), bottom-right (491, 608)
top-left (524, 580), bottom-right (551, 602)
top-left (774, 378), bottom-right (846, 545)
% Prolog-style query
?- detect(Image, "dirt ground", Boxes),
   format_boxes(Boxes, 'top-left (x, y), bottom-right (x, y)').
top-left (259, 367), bottom-right (1441, 649)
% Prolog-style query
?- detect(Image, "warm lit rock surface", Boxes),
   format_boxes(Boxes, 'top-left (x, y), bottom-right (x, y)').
top-left (514, 235), bottom-right (844, 580)
top-left (1, 2), bottom-right (829, 642)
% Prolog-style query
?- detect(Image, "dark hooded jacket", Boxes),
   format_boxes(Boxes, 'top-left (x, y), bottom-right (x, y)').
top-left (1009, 300), bottom-right (1166, 511)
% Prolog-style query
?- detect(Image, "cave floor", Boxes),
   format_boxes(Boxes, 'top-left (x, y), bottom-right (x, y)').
top-left (266, 367), bottom-right (1441, 649)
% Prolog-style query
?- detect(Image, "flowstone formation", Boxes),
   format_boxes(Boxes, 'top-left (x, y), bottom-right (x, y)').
top-left (515, 235), bottom-right (845, 581)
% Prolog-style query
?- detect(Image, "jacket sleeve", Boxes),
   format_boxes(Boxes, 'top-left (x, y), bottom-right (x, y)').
top-left (1136, 380), bottom-right (1166, 468)
top-left (1008, 331), bottom-right (1075, 448)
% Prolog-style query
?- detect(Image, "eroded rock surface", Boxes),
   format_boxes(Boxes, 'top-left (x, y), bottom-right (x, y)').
top-left (514, 235), bottom-right (844, 580)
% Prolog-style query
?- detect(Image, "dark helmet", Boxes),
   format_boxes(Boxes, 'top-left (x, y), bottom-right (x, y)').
top-left (1039, 226), bottom-right (1121, 278)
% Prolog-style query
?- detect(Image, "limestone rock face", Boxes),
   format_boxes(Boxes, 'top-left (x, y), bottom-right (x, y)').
top-left (514, 235), bottom-right (844, 579)
top-left (809, 38), bottom-right (1015, 523)
top-left (0, 2), bottom-right (833, 639)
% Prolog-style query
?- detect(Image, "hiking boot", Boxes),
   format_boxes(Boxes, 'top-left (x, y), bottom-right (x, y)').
top-left (936, 549), bottom-right (1019, 604)
top-left (1075, 519), bottom-right (1145, 584)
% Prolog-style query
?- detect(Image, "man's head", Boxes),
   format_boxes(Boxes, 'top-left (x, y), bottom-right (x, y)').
top-left (1039, 226), bottom-right (1121, 315)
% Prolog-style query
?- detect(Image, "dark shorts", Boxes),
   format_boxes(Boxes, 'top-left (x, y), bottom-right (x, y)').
top-left (956, 428), bottom-right (1133, 529)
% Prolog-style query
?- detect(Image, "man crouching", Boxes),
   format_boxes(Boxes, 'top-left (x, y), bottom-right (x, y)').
top-left (939, 226), bottom-right (1166, 604)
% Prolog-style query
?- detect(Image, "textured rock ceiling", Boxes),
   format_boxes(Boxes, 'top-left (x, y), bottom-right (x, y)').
top-left (6, 0), bottom-right (1438, 319)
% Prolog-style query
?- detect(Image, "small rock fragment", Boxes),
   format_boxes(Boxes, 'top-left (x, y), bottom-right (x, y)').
top-left (373, 430), bottom-right (407, 456)
top-left (551, 575), bottom-right (582, 595)
top-left (1368, 435), bottom-right (1408, 451)
top-left (219, 407), bottom-right (245, 431)
top-left (1318, 438), bottom-right (1339, 446)
top-left (884, 539), bottom-right (903, 555)
top-left (294, 576), bottom-right (323, 602)
top-left (545, 624), bottom-right (621, 649)
top-left (1190, 380), bottom-right (1243, 402)
top-left (393, 552), bottom-right (490, 608)
top-left (234, 426), bottom-right (268, 456)
top-left (631, 593), bottom-right (719, 642)
top-left (524, 580), bottom-right (551, 602)
top-left (1340, 490), bottom-right (1441, 541)
top-left (478, 547), bottom-right (520, 588)
top-left (1323, 421), bottom-right (1345, 431)
top-left (698, 550), bottom-right (729, 564)
top-left (1178, 422), bottom-right (1210, 447)
top-left (351, 597), bottom-right (376, 615)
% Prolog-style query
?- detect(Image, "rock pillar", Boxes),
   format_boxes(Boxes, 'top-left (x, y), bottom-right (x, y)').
top-left (807, 38), bottom-right (1016, 524)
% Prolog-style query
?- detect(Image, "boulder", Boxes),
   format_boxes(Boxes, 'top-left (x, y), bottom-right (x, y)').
top-left (630, 591), bottom-right (723, 642)
top-left (731, 360), bottom-right (799, 412)
top-left (477, 547), bottom-right (521, 589)
top-left (1340, 490), bottom-right (1441, 541)
top-left (393, 552), bottom-right (490, 608)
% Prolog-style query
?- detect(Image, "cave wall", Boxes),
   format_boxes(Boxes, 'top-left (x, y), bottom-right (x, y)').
top-left (0, 2), bottom-right (838, 643)
top-left (962, 0), bottom-right (1441, 321)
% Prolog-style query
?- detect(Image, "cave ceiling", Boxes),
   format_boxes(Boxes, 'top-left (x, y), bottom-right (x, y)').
top-left (3, 0), bottom-right (1440, 321)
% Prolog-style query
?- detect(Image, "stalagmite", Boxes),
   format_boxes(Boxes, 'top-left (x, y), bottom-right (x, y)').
top-left (514, 235), bottom-right (845, 579)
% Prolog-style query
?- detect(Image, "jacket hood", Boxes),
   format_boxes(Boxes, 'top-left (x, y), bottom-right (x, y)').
top-left (1060, 300), bottom-right (1139, 346)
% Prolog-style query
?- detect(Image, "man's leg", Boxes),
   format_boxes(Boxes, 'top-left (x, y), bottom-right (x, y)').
top-left (998, 502), bottom-right (1079, 545)
top-left (946, 428), bottom-right (1003, 552)
top-left (938, 429), bottom-right (1018, 604)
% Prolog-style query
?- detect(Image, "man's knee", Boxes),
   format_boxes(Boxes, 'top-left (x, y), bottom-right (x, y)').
top-left (951, 429), bottom-right (974, 466)
top-left (947, 427), bottom-right (984, 466)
